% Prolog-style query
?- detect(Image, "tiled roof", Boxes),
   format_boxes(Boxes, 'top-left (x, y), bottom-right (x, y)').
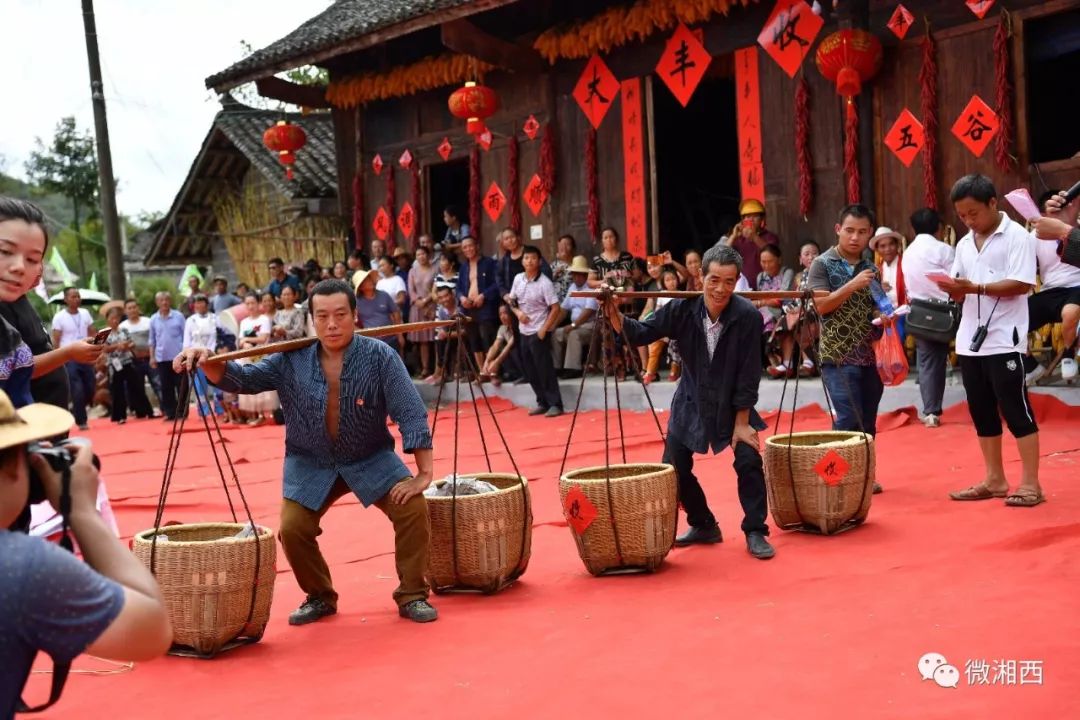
top-left (206, 0), bottom-right (479, 90)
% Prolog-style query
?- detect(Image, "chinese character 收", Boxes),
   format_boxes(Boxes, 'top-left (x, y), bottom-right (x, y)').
top-left (964, 659), bottom-right (991, 686)
top-left (773, 10), bottom-right (809, 51)
top-left (963, 110), bottom-right (992, 141)
top-left (669, 40), bottom-right (697, 86)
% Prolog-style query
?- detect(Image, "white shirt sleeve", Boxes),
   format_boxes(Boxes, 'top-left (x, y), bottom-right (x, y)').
top-left (183, 316), bottom-right (195, 348)
top-left (1005, 231), bottom-right (1037, 285)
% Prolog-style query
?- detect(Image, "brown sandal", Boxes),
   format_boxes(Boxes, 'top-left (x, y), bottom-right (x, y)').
top-left (1004, 488), bottom-right (1046, 507)
top-left (949, 483), bottom-right (1008, 501)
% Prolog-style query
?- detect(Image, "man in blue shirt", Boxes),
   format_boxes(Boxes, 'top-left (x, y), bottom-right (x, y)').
top-left (148, 291), bottom-right (187, 420)
top-left (0, 392), bottom-right (171, 716)
top-left (266, 257), bottom-right (303, 299)
top-left (176, 279), bottom-right (438, 625)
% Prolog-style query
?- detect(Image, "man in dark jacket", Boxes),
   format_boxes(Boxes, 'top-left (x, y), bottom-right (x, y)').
top-left (604, 244), bottom-right (774, 559)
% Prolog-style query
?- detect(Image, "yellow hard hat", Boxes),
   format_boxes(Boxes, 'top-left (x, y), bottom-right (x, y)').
top-left (739, 199), bottom-right (766, 216)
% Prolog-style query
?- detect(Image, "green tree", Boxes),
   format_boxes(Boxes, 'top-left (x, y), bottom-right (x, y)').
top-left (230, 40), bottom-right (328, 111)
top-left (25, 117), bottom-right (100, 280)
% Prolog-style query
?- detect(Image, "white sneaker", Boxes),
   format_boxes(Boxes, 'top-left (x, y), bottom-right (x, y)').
top-left (1062, 358), bottom-right (1078, 379)
top-left (921, 414), bottom-right (940, 428)
top-left (1025, 364), bottom-right (1047, 386)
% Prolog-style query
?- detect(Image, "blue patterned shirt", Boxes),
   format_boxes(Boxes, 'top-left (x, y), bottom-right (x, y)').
top-left (214, 335), bottom-right (432, 510)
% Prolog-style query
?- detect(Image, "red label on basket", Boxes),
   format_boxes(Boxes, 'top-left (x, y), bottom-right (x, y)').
top-left (813, 450), bottom-right (850, 486)
top-left (563, 486), bottom-right (597, 534)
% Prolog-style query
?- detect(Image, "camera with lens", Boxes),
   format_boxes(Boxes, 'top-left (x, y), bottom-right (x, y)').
top-left (26, 436), bottom-right (98, 505)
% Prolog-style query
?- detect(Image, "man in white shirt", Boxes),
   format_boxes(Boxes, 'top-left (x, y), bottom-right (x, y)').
top-left (50, 287), bottom-right (96, 430)
top-left (508, 246), bottom-right (563, 417)
top-left (901, 208), bottom-right (956, 427)
top-left (1025, 191), bottom-right (1080, 383)
top-left (933, 175), bottom-right (1043, 507)
top-left (551, 256), bottom-right (598, 379)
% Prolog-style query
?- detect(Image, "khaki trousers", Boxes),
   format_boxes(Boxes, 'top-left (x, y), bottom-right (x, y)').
top-left (278, 477), bottom-right (431, 609)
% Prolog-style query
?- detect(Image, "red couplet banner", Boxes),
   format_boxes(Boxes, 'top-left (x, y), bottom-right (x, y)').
top-left (621, 78), bottom-right (648, 258)
top-left (735, 47), bottom-right (765, 202)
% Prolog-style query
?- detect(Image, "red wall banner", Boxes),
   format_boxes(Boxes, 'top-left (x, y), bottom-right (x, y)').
top-left (735, 47), bottom-right (765, 202)
top-left (621, 78), bottom-right (648, 258)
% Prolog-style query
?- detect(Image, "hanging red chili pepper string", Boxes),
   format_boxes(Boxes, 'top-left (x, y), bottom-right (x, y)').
top-left (844, 101), bottom-right (860, 204)
top-left (508, 133), bottom-right (522, 234)
top-left (352, 171), bottom-right (363, 250)
top-left (385, 167), bottom-right (396, 252)
top-left (919, 20), bottom-right (939, 209)
top-left (794, 75), bottom-right (813, 217)
top-left (469, 146), bottom-right (481, 237)
top-left (585, 126), bottom-right (600, 241)
top-left (539, 122), bottom-right (557, 195)
top-left (993, 11), bottom-right (1015, 173)
top-left (411, 165), bottom-right (422, 251)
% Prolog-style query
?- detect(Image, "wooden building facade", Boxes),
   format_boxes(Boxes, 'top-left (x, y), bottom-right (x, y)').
top-left (206, 0), bottom-right (1080, 264)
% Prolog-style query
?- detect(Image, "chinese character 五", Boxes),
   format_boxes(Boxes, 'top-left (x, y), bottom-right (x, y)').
top-left (896, 124), bottom-right (917, 150)
top-left (964, 659), bottom-right (991, 686)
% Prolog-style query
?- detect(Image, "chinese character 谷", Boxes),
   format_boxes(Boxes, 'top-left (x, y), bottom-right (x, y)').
top-left (963, 110), bottom-right (992, 141)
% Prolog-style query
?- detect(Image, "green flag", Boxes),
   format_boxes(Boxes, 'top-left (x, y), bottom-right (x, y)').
top-left (88, 272), bottom-right (98, 292)
top-left (48, 247), bottom-right (76, 286)
top-left (178, 264), bottom-right (204, 296)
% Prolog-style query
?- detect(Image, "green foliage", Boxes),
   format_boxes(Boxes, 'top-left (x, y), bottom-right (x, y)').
top-left (0, 172), bottom-right (77, 229)
top-left (26, 292), bottom-right (55, 324)
top-left (231, 40), bottom-right (328, 112)
top-left (24, 117), bottom-right (100, 222)
top-left (131, 275), bottom-right (182, 316)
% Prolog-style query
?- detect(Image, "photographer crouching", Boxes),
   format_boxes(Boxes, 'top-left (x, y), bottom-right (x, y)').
top-left (0, 391), bottom-right (171, 716)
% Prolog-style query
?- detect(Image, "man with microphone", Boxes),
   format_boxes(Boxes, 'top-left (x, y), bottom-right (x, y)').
top-left (1033, 181), bottom-right (1080, 269)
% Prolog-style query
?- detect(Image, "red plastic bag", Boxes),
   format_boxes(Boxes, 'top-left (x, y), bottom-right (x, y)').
top-left (873, 322), bottom-right (909, 386)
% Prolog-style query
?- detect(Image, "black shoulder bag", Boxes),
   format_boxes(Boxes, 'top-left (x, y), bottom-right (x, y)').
top-left (906, 297), bottom-right (961, 345)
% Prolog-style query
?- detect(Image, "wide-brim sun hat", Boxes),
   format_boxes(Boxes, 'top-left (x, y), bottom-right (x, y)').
top-left (568, 255), bottom-right (592, 274)
top-left (870, 226), bottom-right (905, 251)
top-left (0, 391), bottom-right (74, 451)
top-left (352, 269), bottom-right (374, 292)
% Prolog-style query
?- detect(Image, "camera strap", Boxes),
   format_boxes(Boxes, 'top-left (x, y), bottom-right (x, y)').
top-left (17, 466), bottom-right (75, 712)
top-left (977, 294), bottom-right (1002, 325)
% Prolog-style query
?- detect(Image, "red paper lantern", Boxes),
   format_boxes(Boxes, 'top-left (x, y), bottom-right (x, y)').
top-left (815, 29), bottom-right (883, 102)
top-left (815, 29), bottom-right (883, 203)
top-left (448, 81), bottom-right (498, 135)
top-left (262, 120), bottom-right (307, 180)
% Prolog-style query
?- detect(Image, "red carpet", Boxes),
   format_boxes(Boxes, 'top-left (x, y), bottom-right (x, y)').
top-left (27, 397), bottom-right (1080, 718)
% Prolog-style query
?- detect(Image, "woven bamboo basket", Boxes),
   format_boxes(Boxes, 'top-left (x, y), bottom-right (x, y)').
top-left (132, 523), bottom-right (276, 656)
top-left (559, 463), bottom-right (677, 575)
top-left (764, 431), bottom-right (875, 535)
top-left (427, 473), bottom-right (532, 593)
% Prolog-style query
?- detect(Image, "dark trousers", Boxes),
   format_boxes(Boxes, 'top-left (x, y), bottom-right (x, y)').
top-left (157, 362), bottom-right (182, 419)
top-left (278, 478), bottom-right (430, 608)
top-left (109, 364), bottom-right (153, 420)
top-left (662, 434), bottom-right (769, 536)
top-left (915, 337), bottom-right (949, 416)
top-left (65, 361), bottom-right (96, 426)
top-left (821, 364), bottom-right (884, 437)
top-left (132, 356), bottom-right (161, 406)
top-left (520, 333), bottom-right (563, 410)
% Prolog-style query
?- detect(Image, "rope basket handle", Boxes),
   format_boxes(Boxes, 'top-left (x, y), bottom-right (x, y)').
top-left (558, 292), bottom-right (673, 566)
top-left (773, 289), bottom-right (873, 520)
top-left (428, 315), bottom-right (530, 587)
top-left (150, 369), bottom-right (263, 629)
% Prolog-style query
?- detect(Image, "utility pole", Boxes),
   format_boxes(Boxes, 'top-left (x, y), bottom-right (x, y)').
top-left (82, 0), bottom-right (125, 298)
